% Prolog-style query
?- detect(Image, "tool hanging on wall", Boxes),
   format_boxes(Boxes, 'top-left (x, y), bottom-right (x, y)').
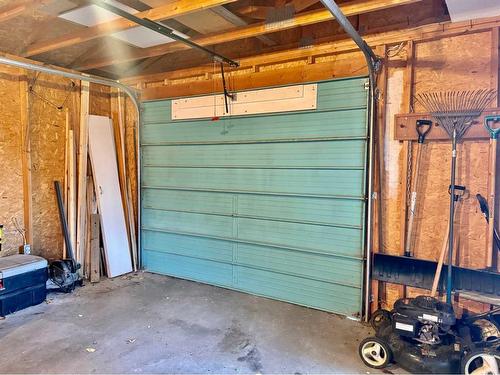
top-left (484, 115), bottom-right (500, 270)
top-left (476, 193), bottom-right (500, 256)
top-left (404, 119), bottom-right (432, 257)
top-left (415, 89), bottom-right (496, 303)
top-left (430, 185), bottom-right (466, 297)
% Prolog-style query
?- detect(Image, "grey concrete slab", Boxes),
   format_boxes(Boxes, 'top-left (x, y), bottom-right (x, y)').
top-left (0, 272), bottom-right (403, 374)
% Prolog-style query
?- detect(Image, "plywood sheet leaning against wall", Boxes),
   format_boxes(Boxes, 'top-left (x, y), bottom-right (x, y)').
top-left (0, 66), bottom-right (24, 256)
top-left (125, 96), bottom-right (138, 224)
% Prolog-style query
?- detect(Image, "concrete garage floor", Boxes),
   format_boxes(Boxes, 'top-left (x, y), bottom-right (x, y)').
top-left (0, 272), bottom-right (401, 374)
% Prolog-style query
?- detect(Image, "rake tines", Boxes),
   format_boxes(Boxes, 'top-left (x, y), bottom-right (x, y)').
top-left (414, 89), bottom-right (496, 140)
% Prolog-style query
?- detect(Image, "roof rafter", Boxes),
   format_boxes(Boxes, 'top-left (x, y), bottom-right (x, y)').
top-left (75, 0), bottom-right (422, 71)
top-left (23, 0), bottom-right (237, 57)
top-left (0, 0), bottom-right (51, 24)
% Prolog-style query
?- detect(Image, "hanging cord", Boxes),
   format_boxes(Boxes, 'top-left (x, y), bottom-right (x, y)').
top-left (29, 72), bottom-right (76, 111)
top-left (11, 217), bottom-right (27, 245)
top-left (211, 59), bottom-right (219, 120)
top-left (386, 42), bottom-right (406, 58)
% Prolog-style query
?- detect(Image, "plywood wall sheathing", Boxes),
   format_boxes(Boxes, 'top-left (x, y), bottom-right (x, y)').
top-left (377, 30), bottom-right (499, 310)
top-left (29, 72), bottom-right (77, 260)
top-left (0, 67), bottom-right (24, 256)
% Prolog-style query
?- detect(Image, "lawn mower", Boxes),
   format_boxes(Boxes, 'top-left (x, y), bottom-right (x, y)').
top-left (359, 295), bottom-right (500, 374)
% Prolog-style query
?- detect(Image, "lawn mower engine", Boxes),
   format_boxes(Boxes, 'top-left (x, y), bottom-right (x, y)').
top-left (359, 296), bottom-right (463, 374)
top-left (392, 295), bottom-right (456, 345)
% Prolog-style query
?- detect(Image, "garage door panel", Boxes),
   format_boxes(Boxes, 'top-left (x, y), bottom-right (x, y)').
top-left (234, 266), bottom-right (362, 315)
top-left (143, 140), bottom-right (366, 169)
top-left (142, 167), bottom-right (365, 197)
top-left (142, 209), bottom-right (234, 238)
top-left (318, 79), bottom-right (368, 110)
top-left (143, 230), bottom-right (233, 263)
top-left (237, 218), bottom-right (362, 257)
top-left (141, 77), bottom-right (369, 317)
top-left (142, 101), bottom-right (171, 124)
top-left (142, 188), bottom-right (234, 216)
top-left (142, 109), bottom-right (367, 144)
top-left (237, 195), bottom-right (364, 227)
top-left (235, 244), bottom-right (362, 286)
top-left (144, 188), bottom-right (364, 227)
top-left (143, 251), bottom-right (233, 287)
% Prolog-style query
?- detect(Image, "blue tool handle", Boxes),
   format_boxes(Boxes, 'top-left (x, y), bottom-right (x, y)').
top-left (484, 115), bottom-right (500, 139)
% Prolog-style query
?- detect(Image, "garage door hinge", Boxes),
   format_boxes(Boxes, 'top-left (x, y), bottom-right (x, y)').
top-left (364, 81), bottom-right (370, 90)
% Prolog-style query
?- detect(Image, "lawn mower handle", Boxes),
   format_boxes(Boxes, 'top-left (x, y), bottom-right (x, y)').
top-left (416, 119), bottom-right (432, 143)
top-left (484, 115), bottom-right (500, 139)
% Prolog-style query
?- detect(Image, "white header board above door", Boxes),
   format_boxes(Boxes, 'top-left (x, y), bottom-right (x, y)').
top-left (171, 84), bottom-right (318, 120)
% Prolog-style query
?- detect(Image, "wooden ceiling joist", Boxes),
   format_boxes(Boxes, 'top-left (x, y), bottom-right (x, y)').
top-left (291, 0), bottom-right (321, 13)
top-left (136, 15), bottom-right (500, 99)
top-left (211, 6), bottom-right (277, 46)
top-left (237, 5), bottom-right (272, 20)
top-left (75, 0), bottom-right (422, 71)
top-left (23, 0), bottom-right (237, 57)
top-left (0, 0), bottom-right (50, 24)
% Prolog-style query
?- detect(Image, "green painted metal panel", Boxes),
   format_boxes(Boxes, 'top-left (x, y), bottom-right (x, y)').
top-left (143, 167), bottom-right (365, 198)
top-left (143, 208), bottom-right (362, 257)
top-left (142, 109), bottom-right (367, 144)
top-left (142, 189), bottom-right (364, 227)
top-left (140, 77), bottom-right (369, 317)
top-left (143, 139), bottom-right (366, 168)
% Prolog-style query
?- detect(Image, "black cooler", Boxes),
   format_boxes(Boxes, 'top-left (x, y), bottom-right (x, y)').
top-left (0, 255), bottom-right (48, 316)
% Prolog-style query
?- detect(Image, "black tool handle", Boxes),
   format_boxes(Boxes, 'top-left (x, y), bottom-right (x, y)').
top-left (54, 181), bottom-right (76, 264)
top-left (448, 184), bottom-right (466, 201)
top-left (416, 119), bottom-right (432, 144)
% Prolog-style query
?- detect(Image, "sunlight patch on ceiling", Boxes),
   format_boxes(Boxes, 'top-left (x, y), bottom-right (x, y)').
top-left (58, 0), bottom-right (187, 48)
top-left (446, 0), bottom-right (500, 22)
top-left (59, 0), bottom-right (137, 27)
top-left (112, 27), bottom-right (189, 48)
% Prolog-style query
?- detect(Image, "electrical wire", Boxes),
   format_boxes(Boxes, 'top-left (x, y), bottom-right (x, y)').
top-left (386, 42), bottom-right (406, 58)
top-left (29, 72), bottom-right (76, 110)
top-left (11, 217), bottom-right (26, 245)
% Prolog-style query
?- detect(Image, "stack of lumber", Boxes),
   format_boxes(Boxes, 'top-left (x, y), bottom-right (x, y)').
top-left (62, 82), bottom-right (137, 281)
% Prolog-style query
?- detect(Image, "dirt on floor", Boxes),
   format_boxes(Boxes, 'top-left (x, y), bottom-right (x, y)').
top-left (0, 272), bottom-right (402, 374)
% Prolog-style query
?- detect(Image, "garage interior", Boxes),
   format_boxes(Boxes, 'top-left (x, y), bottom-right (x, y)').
top-left (0, 0), bottom-right (500, 373)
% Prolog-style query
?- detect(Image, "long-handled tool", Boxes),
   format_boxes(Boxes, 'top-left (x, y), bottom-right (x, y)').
top-left (484, 115), bottom-right (500, 270)
top-left (415, 89), bottom-right (496, 303)
top-left (405, 120), bottom-right (432, 257)
top-left (476, 193), bottom-right (500, 252)
top-left (431, 185), bottom-right (466, 297)
top-left (51, 180), bottom-right (82, 293)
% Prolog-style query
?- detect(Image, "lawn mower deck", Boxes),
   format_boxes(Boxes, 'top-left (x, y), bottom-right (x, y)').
top-left (359, 296), bottom-right (500, 374)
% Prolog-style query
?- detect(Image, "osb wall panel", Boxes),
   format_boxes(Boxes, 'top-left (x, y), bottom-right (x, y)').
top-left (90, 83), bottom-right (111, 117)
top-left (29, 72), bottom-right (79, 260)
top-left (0, 67), bottom-right (24, 256)
top-left (411, 31), bottom-right (493, 267)
top-left (0, 71), bottom-right (111, 260)
top-left (380, 31), bottom-right (496, 310)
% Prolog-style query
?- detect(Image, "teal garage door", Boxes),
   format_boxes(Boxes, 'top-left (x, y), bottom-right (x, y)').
top-left (140, 77), bottom-right (369, 318)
